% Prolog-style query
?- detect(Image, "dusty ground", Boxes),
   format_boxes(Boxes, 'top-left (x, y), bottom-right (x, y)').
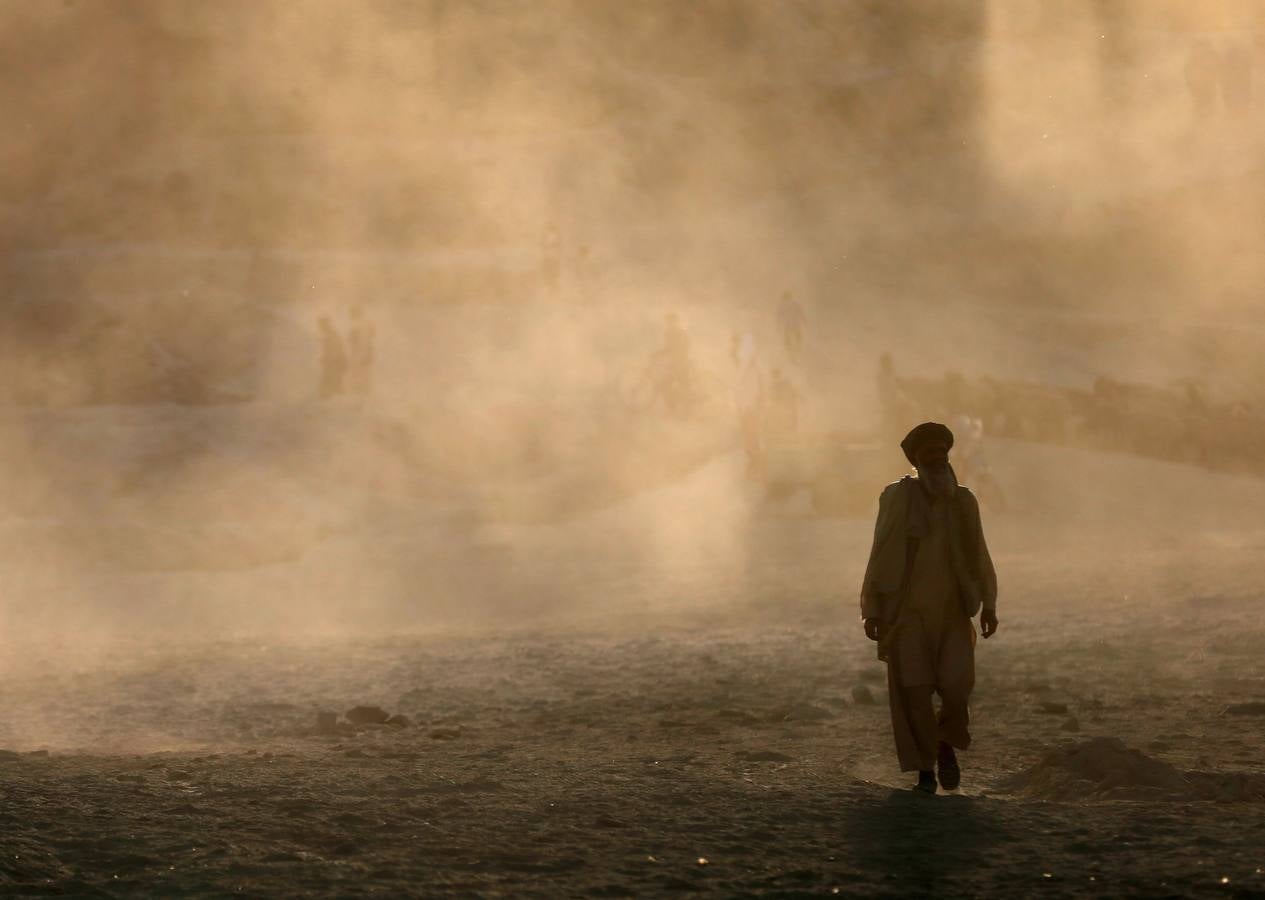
top-left (3, 443), bottom-right (1265, 897)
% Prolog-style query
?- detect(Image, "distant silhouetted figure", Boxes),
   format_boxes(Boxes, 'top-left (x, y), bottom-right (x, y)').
top-left (318, 316), bottom-right (348, 400)
top-left (767, 367), bottom-right (799, 435)
top-left (347, 306), bottom-right (376, 398)
top-left (776, 290), bottom-right (806, 361)
top-left (876, 352), bottom-right (911, 441)
top-left (861, 422), bottom-right (998, 794)
top-left (656, 311), bottom-right (694, 415)
top-left (541, 221), bottom-right (562, 297)
top-left (734, 333), bottom-right (766, 479)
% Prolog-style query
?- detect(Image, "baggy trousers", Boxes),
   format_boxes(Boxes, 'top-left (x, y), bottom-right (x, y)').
top-left (885, 612), bottom-right (976, 772)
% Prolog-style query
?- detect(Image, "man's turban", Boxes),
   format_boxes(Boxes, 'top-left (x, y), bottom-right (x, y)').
top-left (900, 421), bottom-right (955, 466)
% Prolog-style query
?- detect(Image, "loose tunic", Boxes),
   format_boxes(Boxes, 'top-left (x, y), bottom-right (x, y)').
top-left (897, 497), bottom-right (969, 687)
top-left (860, 477), bottom-right (993, 772)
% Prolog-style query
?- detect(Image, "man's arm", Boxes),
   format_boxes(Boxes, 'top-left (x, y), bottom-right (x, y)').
top-left (860, 484), bottom-right (898, 623)
top-left (964, 491), bottom-right (999, 637)
top-left (968, 493), bottom-right (997, 611)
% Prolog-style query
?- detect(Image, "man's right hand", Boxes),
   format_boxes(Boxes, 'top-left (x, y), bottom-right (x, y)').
top-left (864, 617), bottom-right (881, 642)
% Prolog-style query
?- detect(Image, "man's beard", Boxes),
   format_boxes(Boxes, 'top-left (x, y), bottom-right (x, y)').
top-left (917, 461), bottom-right (958, 499)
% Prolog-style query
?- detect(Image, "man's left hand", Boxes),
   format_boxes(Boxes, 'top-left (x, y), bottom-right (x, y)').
top-left (980, 609), bottom-right (999, 639)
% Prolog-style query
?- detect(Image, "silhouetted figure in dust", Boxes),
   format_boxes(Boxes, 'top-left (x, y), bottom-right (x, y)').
top-left (776, 290), bottom-right (806, 361)
top-left (734, 332), bottom-right (766, 480)
top-left (861, 422), bottom-right (998, 794)
top-left (767, 367), bottom-right (800, 436)
top-left (540, 221), bottom-right (562, 297)
top-left (318, 316), bottom-right (349, 400)
top-left (347, 306), bottom-right (376, 398)
top-left (656, 311), bottom-right (694, 416)
top-left (876, 352), bottom-right (912, 441)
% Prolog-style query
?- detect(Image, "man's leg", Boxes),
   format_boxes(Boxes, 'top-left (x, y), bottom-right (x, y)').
top-left (937, 684), bottom-right (972, 751)
top-left (885, 659), bottom-right (938, 775)
top-left (886, 617), bottom-right (940, 774)
top-left (900, 683), bottom-right (940, 772)
top-left (936, 620), bottom-right (977, 751)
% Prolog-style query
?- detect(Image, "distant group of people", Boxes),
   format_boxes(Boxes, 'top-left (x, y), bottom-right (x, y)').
top-left (619, 289), bottom-right (812, 481)
top-left (318, 308), bottom-right (376, 401)
top-left (731, 344), bottom-right (803, 481)
top-left (622, 311), bottom-right (702, 418)
top-left (730, 292), bottom-right (807, 480)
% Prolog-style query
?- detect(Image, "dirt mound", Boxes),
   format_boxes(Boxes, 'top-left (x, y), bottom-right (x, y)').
top-left (1001, 738), bottom-right (1265, 802)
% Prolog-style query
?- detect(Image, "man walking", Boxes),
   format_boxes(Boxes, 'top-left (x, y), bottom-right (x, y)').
top-left (318, 316), bottom-right (348, 400)
top-left (860, 422), bottom-right (998, 793)
top-left (776, 290), bottom-right (806, 361)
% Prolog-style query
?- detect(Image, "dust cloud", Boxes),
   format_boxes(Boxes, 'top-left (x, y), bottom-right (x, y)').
top-left (0, 0), bottom-right (1262, 718)
top-left (5, 4), bottom-right (1265, 893)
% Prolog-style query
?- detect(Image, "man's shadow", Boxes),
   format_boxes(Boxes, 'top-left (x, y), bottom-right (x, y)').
top-left (840, 788), bottom-right (1012, 893)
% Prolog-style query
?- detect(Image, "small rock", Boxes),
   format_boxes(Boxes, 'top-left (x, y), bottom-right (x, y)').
top-left (386, 714), bottom-right (413, 728)
top-left (1039, 701), bottom-right (1069, 715)
top-left (316, 711), bottom-right (339, 735)
top-left (1061, 716), bottom-right (1080, 732)
top-left (0, 749), bottom-right (20, 761)
top-left (851, 685), bottom-right (877, 706)
top-left (429, 727), bottom-right (462, 740)
top-left (1224, 702), bottom-right (1265, 716)
top-left (345, 705), bottom-right (391, 725)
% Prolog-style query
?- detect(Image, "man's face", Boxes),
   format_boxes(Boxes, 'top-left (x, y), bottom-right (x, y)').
top-left (915, 446), bottom-right (956, 497)
top-left (915, 445), bottom-right (948, 467)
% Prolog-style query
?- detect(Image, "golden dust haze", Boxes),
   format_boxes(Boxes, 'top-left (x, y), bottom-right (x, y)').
top-left (0, 0), bottom-right (1263, 647)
